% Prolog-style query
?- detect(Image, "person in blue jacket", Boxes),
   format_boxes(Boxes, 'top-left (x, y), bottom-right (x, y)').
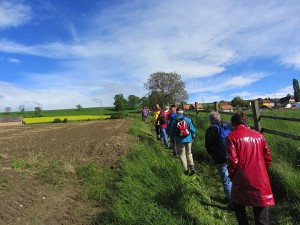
top-left (170, 107), bottom-right (196, 175)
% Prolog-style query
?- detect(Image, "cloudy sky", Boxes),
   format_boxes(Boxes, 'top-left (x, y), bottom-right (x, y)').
top-left (0, 0), bottom-right (299, 112)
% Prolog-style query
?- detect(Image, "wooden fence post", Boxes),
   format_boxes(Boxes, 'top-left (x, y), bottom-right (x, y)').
top-left (214, 102), bottom-right (219, 112)
top-left (195, 102), bottom-right (198, 117)
top-left (251, 100), bottom-right (262, 132)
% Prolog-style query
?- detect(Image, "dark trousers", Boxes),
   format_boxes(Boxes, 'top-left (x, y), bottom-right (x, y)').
top-left (155, 125), bottom-right (160, 138)
top-left (233, 202), bottom-right (269, 225)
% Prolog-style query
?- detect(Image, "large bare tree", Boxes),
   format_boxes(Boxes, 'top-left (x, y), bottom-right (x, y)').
top-left (144, 72), bottom-right (188, 107)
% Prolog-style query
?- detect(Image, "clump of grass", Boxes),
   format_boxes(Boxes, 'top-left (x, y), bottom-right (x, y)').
top-left (76, 162), bottom-right (112, 201)
top-left (12, 159), bottom-right (25, 170)
top-left (37, 160), bottom-right (66, 187)
top-left (11, 152), bottom-right (43, 174)
top-left (0, 177), bottom-right (10, 190)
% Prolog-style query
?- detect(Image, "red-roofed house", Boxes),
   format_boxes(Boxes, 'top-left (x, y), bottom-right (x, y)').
top-left (219, 103), bottom-right (234, 112)
top-left (183, 103), bottom-right (203, 111)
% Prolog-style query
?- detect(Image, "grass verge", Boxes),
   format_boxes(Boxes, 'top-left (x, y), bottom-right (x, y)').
top-left (91, 118), bottom-right (237, 225)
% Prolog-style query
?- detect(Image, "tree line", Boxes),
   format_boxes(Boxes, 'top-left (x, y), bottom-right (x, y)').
top-left (113, 73), bottom-right (300, 112)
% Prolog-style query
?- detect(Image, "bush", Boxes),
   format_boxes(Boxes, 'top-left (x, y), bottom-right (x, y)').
top-left (53, 118), bottom-right (62, 123)
top-left (63, 118), bottom-right (68, 123)
top-left (110, 113), bottom-right (125, 119)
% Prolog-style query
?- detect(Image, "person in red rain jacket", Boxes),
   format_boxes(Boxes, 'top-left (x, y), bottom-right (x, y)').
top-left (226, 112), bottom-right (275, 225)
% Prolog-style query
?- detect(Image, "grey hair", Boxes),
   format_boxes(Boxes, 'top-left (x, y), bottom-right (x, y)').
top-left (209, 111), bottom-right (221, 124)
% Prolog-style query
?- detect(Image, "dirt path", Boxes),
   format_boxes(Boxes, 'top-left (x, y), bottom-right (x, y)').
top-left (0, 119), bottom-right (136, 225)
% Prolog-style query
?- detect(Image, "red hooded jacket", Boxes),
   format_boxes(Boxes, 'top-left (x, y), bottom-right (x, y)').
top-left (226, 124), bottom-right (275, 207)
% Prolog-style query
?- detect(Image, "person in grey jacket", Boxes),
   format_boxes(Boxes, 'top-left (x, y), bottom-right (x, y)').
top-left (169, 108), bottom-right (196, 175)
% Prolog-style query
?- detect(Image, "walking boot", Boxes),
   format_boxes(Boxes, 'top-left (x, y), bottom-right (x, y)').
top-left (189, 165), bottom-right (196, 175)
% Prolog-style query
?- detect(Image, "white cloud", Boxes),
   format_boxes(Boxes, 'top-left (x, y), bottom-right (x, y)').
top-left (230, 85), bottom-right (294, 100)
top-left (7, 57), bottom-right (21, 64)
top-left (0, 77), bottom-right (146, 111)
top-left (0, 0), bottom-right (299, 110)
top-left (186, 72), bottom-right (267, 94)
top-left (281, 52), bottom-right (300, 70)
top-left (0, 1), bottom-right (32, 29)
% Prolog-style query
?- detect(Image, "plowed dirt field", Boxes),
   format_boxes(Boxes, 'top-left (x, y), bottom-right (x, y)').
top-left (0, 119), bottom-right (136, 225)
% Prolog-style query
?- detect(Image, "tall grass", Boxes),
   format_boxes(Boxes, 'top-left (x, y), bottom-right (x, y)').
top-left (196, 109), bottom-right (300, 224)
top-left (93, 117), bottom-right (237, 225)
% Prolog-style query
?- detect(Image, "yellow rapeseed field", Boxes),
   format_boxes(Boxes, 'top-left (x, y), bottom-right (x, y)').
top-left (23, 115), bottom-right (110, 124)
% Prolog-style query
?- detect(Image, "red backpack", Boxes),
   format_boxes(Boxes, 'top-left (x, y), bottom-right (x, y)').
top-left (176, 117), bottom-right (190, 137)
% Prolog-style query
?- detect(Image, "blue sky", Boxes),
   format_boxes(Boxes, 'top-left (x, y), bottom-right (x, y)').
top-left (0, 0), bottom-right (300, 112)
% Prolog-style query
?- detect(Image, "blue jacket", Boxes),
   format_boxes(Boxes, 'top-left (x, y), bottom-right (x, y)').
top-left (169, 114), bottom-right (196, 143)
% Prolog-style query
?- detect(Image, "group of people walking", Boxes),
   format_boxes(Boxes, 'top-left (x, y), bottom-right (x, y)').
top-left (151, 104), bottom-right (196, 175)
top-left (143, 104), bottom-right (275, 225)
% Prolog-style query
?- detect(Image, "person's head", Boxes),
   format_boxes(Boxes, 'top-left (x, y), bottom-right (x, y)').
top-left (155, 104), bottom-right (160, 109)
top-left (164, 105), bottom-right (169, 111)
top-left (231, 111), bottom-right (248, 127)
top-left (171, 105), bottom-right (177, 113)
top-left (176, 107), bottom-right (184, 114)
top-left (209, 111), bottom-right (221, 124)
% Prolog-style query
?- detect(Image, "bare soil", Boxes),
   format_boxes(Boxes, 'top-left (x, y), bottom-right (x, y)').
top-left (0, 119), bottom-right (136, 225)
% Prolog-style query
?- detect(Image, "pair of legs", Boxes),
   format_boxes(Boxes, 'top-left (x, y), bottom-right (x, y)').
top-left (214, 163), bottom-right (232, 204)
top-left (142, 115), bottom-right (148, 122)
top-left (176, 142), bottom-right (195, 173)
top-left (160, 127), bottom-right (169, 147)
top-left (155, 125), bottom-right (160, 139)
top-left (234, 203), bottom-right (269, 225)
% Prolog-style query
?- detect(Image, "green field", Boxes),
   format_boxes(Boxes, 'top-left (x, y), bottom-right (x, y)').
top-left (0, 107), bottom-right (116, 117)
top-left (0, 107), bottom-right (139, 124)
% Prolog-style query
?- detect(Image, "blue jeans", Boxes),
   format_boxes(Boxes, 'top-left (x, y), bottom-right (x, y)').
top-left (215, 163), bottom-right (232, 203)
top-left (160, 127), bottom-right (169, 147)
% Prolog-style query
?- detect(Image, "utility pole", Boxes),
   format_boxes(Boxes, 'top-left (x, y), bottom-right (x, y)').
top-left (100, 99), bottom-right (102, 116)
top-left (92, 98), bottom-right (102, 116)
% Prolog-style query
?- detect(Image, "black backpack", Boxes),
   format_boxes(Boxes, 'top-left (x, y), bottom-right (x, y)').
top-left (210, 122), bottom-right (231, 158)
top-left (158, 115), bottom-right (167, 125)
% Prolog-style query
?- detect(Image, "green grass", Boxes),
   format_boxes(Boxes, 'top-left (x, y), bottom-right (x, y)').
top-left (12, 159), bottom-right (26, 170)
top-left (261, 108), bottom-right (300, 117)
top-left (195, 109), bottom-right (300, 224)
top-left (37, 160), bottom-right (67, 187)
top-left (0, 177), bottom-right (10, 190)
top-left (76, 162), bottom-right (113, 201)
top-left (0, 107), bottom-right (111, 117)
top-left (0, 107), bottom-right (139, 118)
top-left (93, 117), bottom-right (237, 225)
